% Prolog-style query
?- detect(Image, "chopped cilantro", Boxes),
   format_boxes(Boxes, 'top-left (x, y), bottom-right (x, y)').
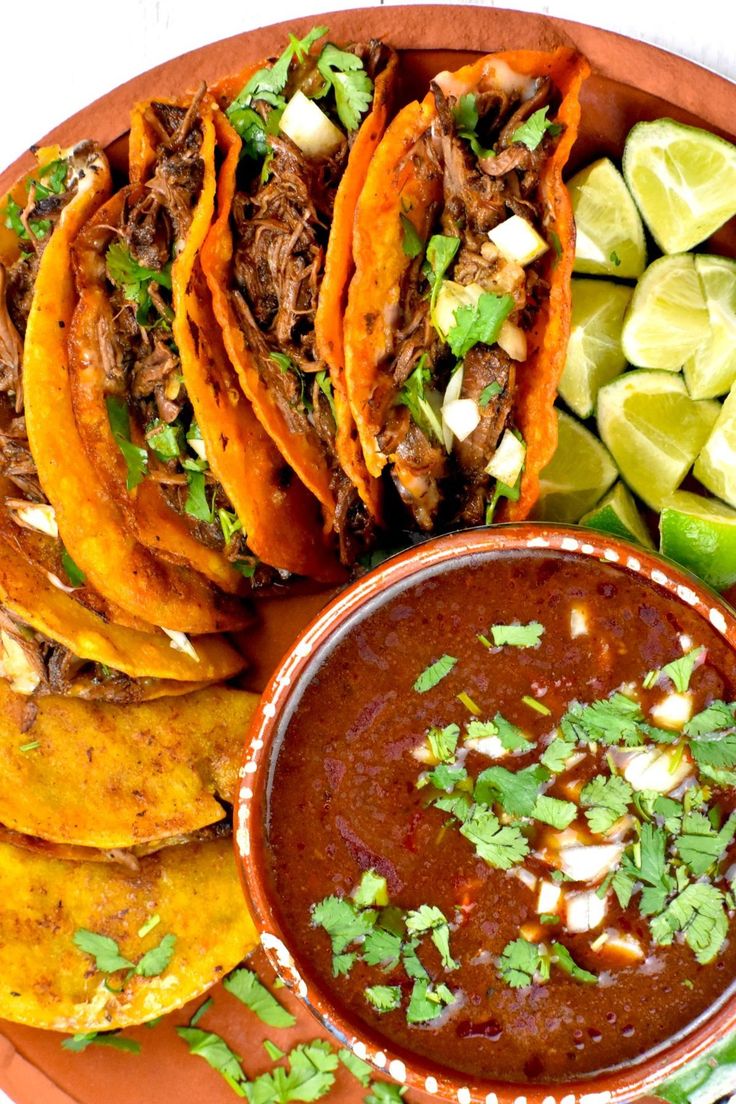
top-left (362, 928), bottom-right (402, 969)
top-left (189, 997), bottom-right (213, 1028)
top-left (218, 508), bottom-right (243, 546)
top-left (621, 823), bottom-right (674, 915)
top-left (540, 735), bottom-right (576, 772)
top-left (580, 774), bottom-right (633, 834)
top-left (531, 794), bottom-right (577, 830)
top-left (425, 234), bottom-right (461, 322)
top-left (510, 106), bottom-right (562, 150)
top-left (400, 213), bottom-right (423, 258)
top-left (611, 868), bottom-right (635, 908)
top-left (364, 985), bottom-right (401, 1012)
top-left (610, 250), bottom-right (621, 267)
top-left (316, 44), bottom-right (374, 131)
top-left (147, 419), bottom-right (183, 460)
top-left (405, 905), bottom-right (458, 970)
top-left (106, 396), bottom-right (148, 490)
top-left (395, 356), bottom-right (445, 444)
top-left (685, 700), bottom-right (736, 738)
top-left (540, 913), bottom-right (560, 925)
top-left (73, 929), bottom-right (134, 973)
top-left (223, 967), bottom-right (296, 1027)
top-left (137, 914), bottom-right (160, 939)
top-left (315, 370), bottom-right (337, 423)
top-left (446, 291), bottom-right (515, 358)
top-left (468, 714), bottom-right (533, 753)
top-left (498, 937), bottom-right (541, 988)
top-left (19, 740), bottom-right (40, 752)
top-left (311, 896), bottom-right (375, 975)
top-left (62, 1031), bottom-right (141, 1054)
top-left (522, 695), bottom-right (552, 716)
top-left (338, 1048), bottom-right (373, 1086)
top-left (457, 690), bottom-right (481, 715)
top-left (134, 932), bottom-right (176, 977)
top-left (650, 883), bottom-right (728, 964)
top-left (490, 621), bottom-right (544, 648)
top-left (688, 722), bottom-right (736, 770)
top-left (452, 93), bottom-right (496, 159)
top-left (562, 693), bottom-right (644, 747)
top-left (264, 1040), bottom-right (286, 1061)
top-left (479, 380), bottom-right (503, 407)
top-left (427, 762), bottom-right (467, 790)
top-left (675, 811), bottom-right (736, 877)
top-left (106, 242), bottom-right (172, 325)
top-left (434, 792), bottom-right (472, 822)
top-left (426, 722), bottom-right (460, 762)
top-left (552, 942), bottom-right (597, 984)
top-left (401, 940), bottom-right (429, 980)
top-left (353, 869), bottom-right (389, 908)
top-left (177, 1027), bottom-right (248, 1096)
top-left (413, 654), bottom-right (457, 693)
top-left (406, 979), bottom-right (455, 1023)
top-left (365, 1084), bottom-right (406, 1104)
top-left (475, 763), bottom-right (549, 817)
top-left (184, 468), bottom-right (216, 524)
top-left (459, 804), bottom-right (530, 869)
top-left (60, 546), bottom-right (86, 588)
top-left (248, 1039), bottom-right (338, 1103)
top-left (646, 646), bottom-right (705, 693)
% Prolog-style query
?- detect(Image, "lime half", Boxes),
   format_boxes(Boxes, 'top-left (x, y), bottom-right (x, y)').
top-left (661, 490), bottom-right (736, 592)
top-left (568, 157), bottom-right (646, 279)
top-left (559, 279), bottom-right (632, 419)
top-left (623, 118), bottom-right (736, 254)
top-left (533, 408), bottom-right (617, 524)
top-left (694, 384), bottom-right (736, 508)
top-left (580, 482), bottom-right (654, 548)
top-left (597, 370), bottom-right (719, 510)
top-left (621, 254), bottom-right (709, 370)
top-left (683, 255), bottom-right (736, 400)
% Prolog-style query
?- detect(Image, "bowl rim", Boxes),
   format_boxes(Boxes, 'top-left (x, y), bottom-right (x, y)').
top-left (235, 523), bottom-right (736, 1104)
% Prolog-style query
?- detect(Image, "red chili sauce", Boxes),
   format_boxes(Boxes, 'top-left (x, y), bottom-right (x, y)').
top-left (264, 550), bottom-right (736, 1081)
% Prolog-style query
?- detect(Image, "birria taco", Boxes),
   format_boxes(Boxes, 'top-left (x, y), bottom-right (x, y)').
top-left (343, 48), bottom-right (589, 529)
top-left (202, 27), bottom-right (397, 563)
top-left (1, 144), bottom-right (250, 632)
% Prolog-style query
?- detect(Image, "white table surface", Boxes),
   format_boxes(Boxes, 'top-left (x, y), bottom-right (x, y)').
top-left (0, 4), bottom-right (733, 1104)
top-left (0, 0), bottom-right (733, 173)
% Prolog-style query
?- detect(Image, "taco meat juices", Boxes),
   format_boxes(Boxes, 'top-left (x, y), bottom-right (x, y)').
top-left (264, 550), bottom-right (736, 1082)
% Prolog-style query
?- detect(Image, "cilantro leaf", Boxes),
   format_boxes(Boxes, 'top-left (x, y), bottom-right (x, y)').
top-left (405, 905), bottom-right (458, 970)
top-left (611, 868), bottom-right (635, 908)
top-left (364, 985), bottom-right (401, 1012)
top-left (446, 292), bottom-right (515, 359)
top-left (400, 213), bottom-right (423, 258)
top-left (315, 370), bottom-right (337, 423)
top-left (60, 546), bottom-right (86, 588)
top-left (177, 1027), bottom-right (248, 1096)
top-left (427, 762), bottom-right (467, 790)
top-left (650, 883), bottom-right (728, 964)
top-left (353, 870), bottom-right (389, 909)
top-left (426, 722), bottom-right (460, 762)
top-left (365, 1085), bottom-right (406, 1104)
top-left (467, 714), bottom-right (533, 752)
top-left (621, 823), bottom-right (674, 914)
top-left (185, 468), bottom-right (216, 523)
top-left (552, 942), bottom-right (598, 984)
top-left (459, 804), bottom-right (529, 868)
top-left (406, 979), bottom-right (455, 1023)
top-left (395, 356), bottom-right (445, 444)
top-left (264, 1041), bottom-right (286, 1061)
top-left (338, 1048), bottom-right (373, 1086)
top-left (645, 646), bottom-right (706, 693)
top-left (425, 234), bottom-right (461, 323)
top-left (580, 774), bottom-right (633, 835)
top-left (676, 812), bottom-right (736, 876)
top-left (62, 1031), bottom-right (140, 1054)
top-left (73, 929), bottom-right (134, 973)
top-left (316, 44), bottom-right (373, 131)
top-left (147, 419), bottom-right (183, 461)
top-left (413, 654), bottom-right (457, 693)
top-left (490, 621), bottom-right (544, 648)
top-left (223, 967), bottom-right (296, 1027)
top-left (452, 93), bottom-right (496, 159)
top-left (562, 693), bottom-right (644, 747)
top-left (311, 896), bottom-right (375, 974)
top-left (362, 928), bottom-right (403, 969)
top-left (106, 396), bottom-right (148, 490)
top-left (248, 1039), bottom-right (338, 1104)
top-left (498, 937), bottom-right (541, 988)
top-left (479, 381), bottom-right (503, 407)
top-left (474, 763), bottom-right (549, 817)
top-left (540, 735), bottom-right (576, 772)
top-left (434, 792), bottom-right (472, 822)
top-left (689, 726), bottom-right (736, 770)
top-left (189, 997), bottom-right (213, 1028)
top-left (510, 106), bottom-right (562, 150)
top-left (135, 932), bottom-right (176, 977)
top-left (106, 242), bottom-right (172, 325)
top-left (531, 794), bottom-right (577, 830)
top-left (684, 700), bottom-right (736, 738)
top-left (228, 27), bottom-right (327, 137)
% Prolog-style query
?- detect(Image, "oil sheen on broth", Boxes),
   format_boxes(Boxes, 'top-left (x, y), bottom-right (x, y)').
top-left (264, 551), bottom-right (736, 1082)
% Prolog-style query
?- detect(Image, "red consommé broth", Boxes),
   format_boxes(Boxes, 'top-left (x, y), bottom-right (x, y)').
top-left (264, 550), bottom-right (736, 1082)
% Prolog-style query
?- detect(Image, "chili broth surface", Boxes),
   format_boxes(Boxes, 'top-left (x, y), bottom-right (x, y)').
top-left (264, 551), bottom-right (736, 1081)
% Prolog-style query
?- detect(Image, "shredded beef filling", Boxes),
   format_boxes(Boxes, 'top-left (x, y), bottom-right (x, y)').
top-left (380, 78), bottom-right (558, 530)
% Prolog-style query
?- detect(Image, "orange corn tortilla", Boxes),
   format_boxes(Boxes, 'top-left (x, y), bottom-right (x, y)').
top-left (202, 47), bottom-right (398, 532)
top-left (344, 48), bottom-right (590, 520)
top-left (17, 145), bottom-right (249, 633)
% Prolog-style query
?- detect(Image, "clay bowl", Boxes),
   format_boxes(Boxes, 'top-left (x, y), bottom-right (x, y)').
top-left (237, 526), bottom-right (736, 1104)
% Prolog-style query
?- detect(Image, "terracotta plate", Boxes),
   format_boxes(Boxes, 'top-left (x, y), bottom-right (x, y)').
top-left (1, 6), bottom-right (735, 1104)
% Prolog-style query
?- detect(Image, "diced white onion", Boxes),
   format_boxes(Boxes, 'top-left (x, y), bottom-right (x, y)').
top-left (464, 734), bottom-right (507, 759)
top-left (442, 398), bottom-right (481, 444)
top-left (434, 281), bottom-right (484, 339)
top-left (0, 631), bottom-right (41, 695)
top-left (279, 90), bottom-right (344, 158)
top-left (621, 747), bottom-right (692, 794)
top-left (46, 571), bottom-right (77, 594)
top-left (13, 502), bottom-right (58, 539)
top-left (570, 606), bottom-right (588, 638)
top-left (161, 627), bottom-right (199, 663)
top-left (496, 319), bottom-right (527, 361)
top-left (565, 890), bottom-right (607, 933)
top-left (558, 843), bottom-right (624, 885)
top-left (188, 436), bottom-right (208, 463)
top-left (537, 880), bottom-right (562, 915)
top-left (485, 430), bottom-right (526, 485)
top-left (443, 365), bottom-right (465, 406)
top-left (514, 867), bottom-right (538, 892)
top-left (650, 692), bottom-right (693, 730)
top-left (596, 931), bottom-right (645, 963)
top-left (488, 215), bottom-right (548, 266)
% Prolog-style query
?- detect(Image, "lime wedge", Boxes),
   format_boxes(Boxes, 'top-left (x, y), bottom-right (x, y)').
top-left (596, 370), bottom-right (720, 510)
top-left (559, 279), bottom-right (632, 418)
top-left (568, 157), bottom-right (646, 278)
top-left (694, 384), bottom-right (736, 508)
top-left (621, 254), bottom-right (709, 370)
top-left (533, 408), bottom-right (617, 524)
top-left (660, 490), bottom-right (736, 591)
top-left (683, 255), bottom-right (736, 400)
top-left (580, 482), bottom-right (654, 548)
top-left (623, 118), bottom-right (736, 254)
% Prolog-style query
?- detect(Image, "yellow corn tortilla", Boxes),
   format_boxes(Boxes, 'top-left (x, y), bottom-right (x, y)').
top-left (0, 680), bottom-right (256, 847)
top-left (0, 836), bottom-right (255, 1031)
